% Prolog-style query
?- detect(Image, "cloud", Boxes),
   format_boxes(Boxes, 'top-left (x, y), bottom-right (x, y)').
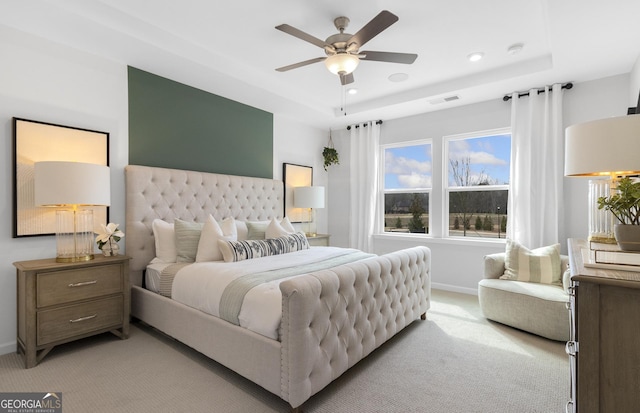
top-left (449, 138), bottom-right (507, 166)
top-left (396, 173), bottom-right (432, 188)
top-left (385, 152), bottom-right (431, 175)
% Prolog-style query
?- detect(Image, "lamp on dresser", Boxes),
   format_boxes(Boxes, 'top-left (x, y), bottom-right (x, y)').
top-left (564, 114), bottom-right (640, 245)
top-left (294, 186), bottom-right (325, 237)
top-left (34, 161), bottom-right (110, 262)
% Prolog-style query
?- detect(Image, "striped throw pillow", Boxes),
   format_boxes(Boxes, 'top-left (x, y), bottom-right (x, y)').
top-left (218, 232), bottom-right (309, 262)
top-left (500, 239), bottom-right (562, 284)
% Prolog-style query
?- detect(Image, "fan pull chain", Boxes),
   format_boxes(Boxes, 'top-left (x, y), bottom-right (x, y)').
top-left (341, 84), bottom-right (347, 116)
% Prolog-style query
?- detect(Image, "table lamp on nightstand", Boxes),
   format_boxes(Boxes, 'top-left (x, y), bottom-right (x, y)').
top-left (294, 186), bottom-right (325, 237)
top-left (34, 161), bottom-right (110, 262)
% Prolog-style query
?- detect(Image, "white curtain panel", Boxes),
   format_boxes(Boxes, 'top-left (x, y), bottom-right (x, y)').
top-left (507, 84), bottom-right (564, 248)
top-left (349, 121), bottom-right (381, 252)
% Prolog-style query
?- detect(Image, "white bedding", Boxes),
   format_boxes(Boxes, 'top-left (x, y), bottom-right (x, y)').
top-left (171, 247), bottom-right (367, 340)
top-left (145, 262), bottom-right (167, 293)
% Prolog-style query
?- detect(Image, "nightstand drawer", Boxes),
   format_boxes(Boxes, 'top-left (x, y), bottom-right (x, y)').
top-left (37, 296), bottom-right (124, 346)
top-left (37, 264), bottom-right (123, 307)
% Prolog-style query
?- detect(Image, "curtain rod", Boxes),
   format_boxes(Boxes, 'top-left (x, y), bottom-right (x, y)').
top-left (346, 120), bottom-right (383, 130)
top-left (503, 82), bottom-right (573, 101)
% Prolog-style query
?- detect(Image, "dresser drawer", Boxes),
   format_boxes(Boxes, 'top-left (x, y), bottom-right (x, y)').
top-left (37, 296), bottom-right (124, 346)
top-left (37, 264), bottom-right (123, 307)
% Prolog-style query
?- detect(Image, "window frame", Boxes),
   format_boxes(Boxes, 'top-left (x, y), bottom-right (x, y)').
top-left (380, 139), bottom-right (433, 236)
top-left (443, 128), bottom-right (511, 239)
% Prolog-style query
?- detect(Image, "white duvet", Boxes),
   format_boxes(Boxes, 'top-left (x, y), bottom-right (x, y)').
top-left (171, 247), bottom-right (363, 340)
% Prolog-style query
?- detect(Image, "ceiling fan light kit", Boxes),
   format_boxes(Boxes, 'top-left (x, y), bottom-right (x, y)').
top-left (275, 10), bottom-right (418, 85)
top-left (325, 53), bottom-right (360, 75)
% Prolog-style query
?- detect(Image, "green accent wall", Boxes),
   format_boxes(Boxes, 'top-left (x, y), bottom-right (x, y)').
top-left (128, 66), bottom-right (273, 178)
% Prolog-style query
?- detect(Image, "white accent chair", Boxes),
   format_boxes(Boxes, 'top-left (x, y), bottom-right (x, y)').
top-left (478, 252), bottom-right (571, 341)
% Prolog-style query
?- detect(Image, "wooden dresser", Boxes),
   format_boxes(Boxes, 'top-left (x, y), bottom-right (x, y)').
top-left (567, 239), bottom-right (640, 413)
top-left (14, 254), bottom-right (130, 368)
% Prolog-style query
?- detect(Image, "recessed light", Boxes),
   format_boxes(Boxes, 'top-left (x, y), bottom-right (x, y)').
top-left (507, 43), bottom-right (524, 55)
top-left (467, 52), bottom-right (484, 62)
top-left (388, 73), bottom-right (409, 82)
top-left (347, 88), bottom-right (358, 95)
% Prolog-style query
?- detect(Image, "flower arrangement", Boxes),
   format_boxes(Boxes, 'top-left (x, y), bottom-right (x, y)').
top-left (95, 223), bottom-right (125, 254)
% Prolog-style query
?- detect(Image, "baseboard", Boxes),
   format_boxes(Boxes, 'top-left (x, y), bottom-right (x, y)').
top-left (431, 282), bottom-right (478, 296)
top-left (0, 340), bottom-right (16, 356)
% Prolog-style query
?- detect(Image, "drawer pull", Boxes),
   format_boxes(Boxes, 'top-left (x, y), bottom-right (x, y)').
top-left (68, 280), bottom-right (97, 288)
top-left (69, 314), bottom-right (97, 323)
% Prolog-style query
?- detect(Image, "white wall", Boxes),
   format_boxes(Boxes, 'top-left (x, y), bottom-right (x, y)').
top-left (273, 116), bottom-right (328, 234)
top-left (631, 55), bottom-right (640, 109)
top-left (0, 27), bottom-right (326, 356)
top-left (0, 26), bottom-right (129, 356)
top-left (329, 74), bottom-right (631, 294)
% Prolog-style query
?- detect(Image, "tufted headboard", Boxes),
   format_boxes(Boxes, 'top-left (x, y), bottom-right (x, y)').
top-left (125, 165), bottom-right (284, 285)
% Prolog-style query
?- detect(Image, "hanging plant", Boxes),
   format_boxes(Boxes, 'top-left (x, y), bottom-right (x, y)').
top-left (323, 132), bottom-right (339, 171)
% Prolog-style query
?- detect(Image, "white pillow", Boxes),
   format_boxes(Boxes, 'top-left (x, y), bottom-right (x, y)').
top-left (235, 220), bottom-right (248, 240)
top-left (195, 216), bottom-right (237, 262)
top-left (265, 217), bottom-right (296, 239)
top-left (152, 219), bottom-right (177, 263)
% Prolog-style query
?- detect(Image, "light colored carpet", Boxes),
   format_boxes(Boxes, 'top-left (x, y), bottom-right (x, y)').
top-left (0, 290), bottom-right (569, 412)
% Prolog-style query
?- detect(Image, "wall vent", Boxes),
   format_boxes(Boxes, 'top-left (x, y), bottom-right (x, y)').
top-left (428, 95), bottom-right (460, 105)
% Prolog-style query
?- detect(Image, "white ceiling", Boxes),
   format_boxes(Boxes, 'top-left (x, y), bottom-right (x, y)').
top-left (2, 0), bottom-right (639, 129)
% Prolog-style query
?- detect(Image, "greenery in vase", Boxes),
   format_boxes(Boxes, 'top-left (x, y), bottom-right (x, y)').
top-left (95, 222), bottom-right (125, 249)
top-left (322, 146), bottom-right (339, 171)
top-left (597, 177), bottom-right (640, 225)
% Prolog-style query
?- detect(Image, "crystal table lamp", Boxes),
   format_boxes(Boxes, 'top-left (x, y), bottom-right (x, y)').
top-left (565, 114), bottom-right (640, 243)
top-left (34, 161), bottom-right (110, 262)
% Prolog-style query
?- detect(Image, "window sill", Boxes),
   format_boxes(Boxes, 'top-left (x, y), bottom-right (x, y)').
top-left (374, 233), bottom-right (507, 247)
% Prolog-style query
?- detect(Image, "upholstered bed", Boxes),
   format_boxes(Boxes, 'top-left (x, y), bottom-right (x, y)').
top-left (125, 164), bottom-right (431, 411)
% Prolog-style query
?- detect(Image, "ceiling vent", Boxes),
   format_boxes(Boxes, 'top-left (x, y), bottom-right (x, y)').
top-left (429, 95), bottom-right (460, 105)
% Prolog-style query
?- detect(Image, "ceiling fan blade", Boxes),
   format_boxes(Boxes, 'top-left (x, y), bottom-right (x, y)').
top-left (349, 10), bottom-right (398, 48)
top-left (276, 24), bottom-right (333, 49)
top-left (276, 57), bottom-right (326, 72)
top-left (340, 72), bottom-right (354, 85)
top-left (360, 51), bottom-right (418, 64)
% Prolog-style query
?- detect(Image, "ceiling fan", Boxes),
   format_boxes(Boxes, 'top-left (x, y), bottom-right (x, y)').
top-left (275, 10), bottom-right (417, 85)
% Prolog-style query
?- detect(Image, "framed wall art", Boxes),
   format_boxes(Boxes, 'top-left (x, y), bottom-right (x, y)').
top-left (13, 117), bottom-right (109, 237)
top-left (283, 163), bottom-right (313, 223)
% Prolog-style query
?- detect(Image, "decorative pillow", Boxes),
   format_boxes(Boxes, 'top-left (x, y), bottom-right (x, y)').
top-left (218, 232), bottom-right (309, 262)
top-left (265, 217), bottom-right (296, 239)
top-left (152, 219), bottom-right (177, 263)
top-left (195, 216), bottom-right (237, 262)
top-left (174, 219), bottom-right (204, 263)
top-left (501, 239), bottom-right (562, 284)
top-left (246, 220), bottom-right (270, 240)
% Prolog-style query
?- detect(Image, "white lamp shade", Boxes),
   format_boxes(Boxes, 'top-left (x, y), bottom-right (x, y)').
top-left (324, 53), bottom-right (360, 75)
top-left (34, 161), bottom-right (111, 206)
top-left (294, 186), bottom-right (325, 208)
top-left (565, 115), bottom-right (640, 177)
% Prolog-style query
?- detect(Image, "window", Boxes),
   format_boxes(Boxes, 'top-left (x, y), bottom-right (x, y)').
top-left (446, 130), bottom-right (510, 238)
top-left (381, 129), bottom-right (510, 240)
top-left (382, 141), bottom-right (431, 234)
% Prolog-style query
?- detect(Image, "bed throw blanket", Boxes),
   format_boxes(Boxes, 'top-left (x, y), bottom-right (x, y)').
top-left (171, 247), bottom-right (374, 339)
top-left (219, 250), bottom-right (372, 325)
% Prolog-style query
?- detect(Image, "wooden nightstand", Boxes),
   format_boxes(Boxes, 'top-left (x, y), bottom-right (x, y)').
top-left (14, 254), bottom-right (130, 368)
top-left (307, 233), bottom-right (330, 246)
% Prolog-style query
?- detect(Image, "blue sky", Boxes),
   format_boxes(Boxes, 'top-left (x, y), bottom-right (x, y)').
top-left (385, 134), bottom-right (511, 189)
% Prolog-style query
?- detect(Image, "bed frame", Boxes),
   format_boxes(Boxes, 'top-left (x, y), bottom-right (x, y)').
top-left (125, 164), bottom-right (431, 411)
